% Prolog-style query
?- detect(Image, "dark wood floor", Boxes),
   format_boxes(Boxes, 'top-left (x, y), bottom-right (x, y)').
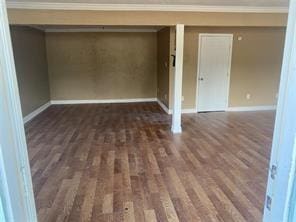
top-left (25, 102), bottom-right (275, 222)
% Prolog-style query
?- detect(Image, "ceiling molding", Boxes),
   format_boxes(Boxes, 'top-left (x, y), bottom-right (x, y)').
top-left (44, 27), bottom-right (158, 32)
top-left (6, 2), bottom-right (289, 13)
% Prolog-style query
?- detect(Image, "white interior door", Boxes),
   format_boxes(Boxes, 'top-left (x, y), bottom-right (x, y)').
top-left (197, 34), bottom-right (233, 112)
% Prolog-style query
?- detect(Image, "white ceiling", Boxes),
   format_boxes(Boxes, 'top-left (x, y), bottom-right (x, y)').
top-left (7, 0), bottom-right (289, 7)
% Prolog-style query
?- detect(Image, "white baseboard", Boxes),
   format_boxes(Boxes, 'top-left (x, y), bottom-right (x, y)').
top-left (157, 99), bottom-right (171, 114)
top-left (171, 125), bottom-right (182, 134)
top-left (181, 108), bottom-right (197, 114)
top-left (157, 99), bottom-right (197, 114)
top-left (23, 101), bottom-right (51, 124)
top-left (227, 105), bottom-right (277, 112)
top-left (51, 98), bottom-right (157, 105)
top-left (23, 101), bottom-right (272, 124)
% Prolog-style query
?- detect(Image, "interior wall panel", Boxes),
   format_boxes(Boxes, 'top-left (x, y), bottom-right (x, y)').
top-left (46, 32), bottom-right (157, 100)
top-left (10, 26), bottom-right (50, 116)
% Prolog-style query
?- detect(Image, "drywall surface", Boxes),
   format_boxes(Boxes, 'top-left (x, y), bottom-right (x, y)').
top-left (10, 26), bottom-right (50, 116)
top-left (157, 27), bottom-right (170, 107)
top-left (46, 32), bottom-right (157, 100)
top-left (180, 27), bottom-right (285, 109)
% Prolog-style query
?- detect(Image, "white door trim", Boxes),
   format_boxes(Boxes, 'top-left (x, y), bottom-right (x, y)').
top-left (0, 145), bottom-right (13, 221)
top-left (196, 33), bottom-right (233, 112)
top-left (0, 0), bottom-right (37, 221)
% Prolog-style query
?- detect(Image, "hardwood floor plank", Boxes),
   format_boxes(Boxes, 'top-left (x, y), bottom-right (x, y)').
top-left (80, 179), bottom-right (97, 222)
top-left (144, 209), bottom-right (157, 222)
top-left (25, 103), bottom-right (275, 222)
top-left (123, 201), bottom-right (135, 222)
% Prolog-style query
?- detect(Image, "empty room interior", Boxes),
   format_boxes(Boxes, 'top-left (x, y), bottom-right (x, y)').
top-left (6, 0), bottom-right (289, 221)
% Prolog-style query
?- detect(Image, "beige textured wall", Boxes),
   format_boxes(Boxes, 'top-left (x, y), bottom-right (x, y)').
top-left (179, 27), bottom-right (285, 109)
top-left (46, 32), bottom-right (157, 100)
top-left (10, 26), bottom-right (50, 117)
top-left (157, 27), bottom-right (170, 107)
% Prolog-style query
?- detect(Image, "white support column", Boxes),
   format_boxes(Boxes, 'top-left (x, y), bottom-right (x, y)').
top-left (171, 24), bottom-right (184, 134)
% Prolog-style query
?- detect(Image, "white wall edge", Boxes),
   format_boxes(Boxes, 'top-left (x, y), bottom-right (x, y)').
top-left (157, 100), bottom-right (197, 114)
top-left (227, 105), bottom-right (277, 112)
top-left (6, 2), bottom-right (289, 13)
top-left (51, 98), bottom-right (157, 104)
top-left (0, 0), bottom-right (38, 219)
top-left (23, 101), bottom-right (51, 124)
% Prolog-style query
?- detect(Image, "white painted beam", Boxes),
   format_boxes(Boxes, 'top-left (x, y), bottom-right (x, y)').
top-left (171, 24), bottom-right (184, 134)
top-left (6, 2), bottom-right (289, 13)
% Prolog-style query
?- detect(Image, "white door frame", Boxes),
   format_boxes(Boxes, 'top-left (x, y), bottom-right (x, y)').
top-left (0, 0), bottom-right (296, 220)
top-left (196, 33), bottom-right (233, 112)
top-left (263, 0), bottom-right (296, 221)
top-left (0, 0), bottom-right (37, 221)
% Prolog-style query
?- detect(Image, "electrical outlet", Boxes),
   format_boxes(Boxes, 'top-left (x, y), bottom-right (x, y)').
top-left (164, 94), bottom-right (167, 100)
top-left (246, 93), bottom-right (251, 100)
top-left (182, 96), bottom-right (184, 101)
top-left (238, 36), bottom-right (243, 41)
